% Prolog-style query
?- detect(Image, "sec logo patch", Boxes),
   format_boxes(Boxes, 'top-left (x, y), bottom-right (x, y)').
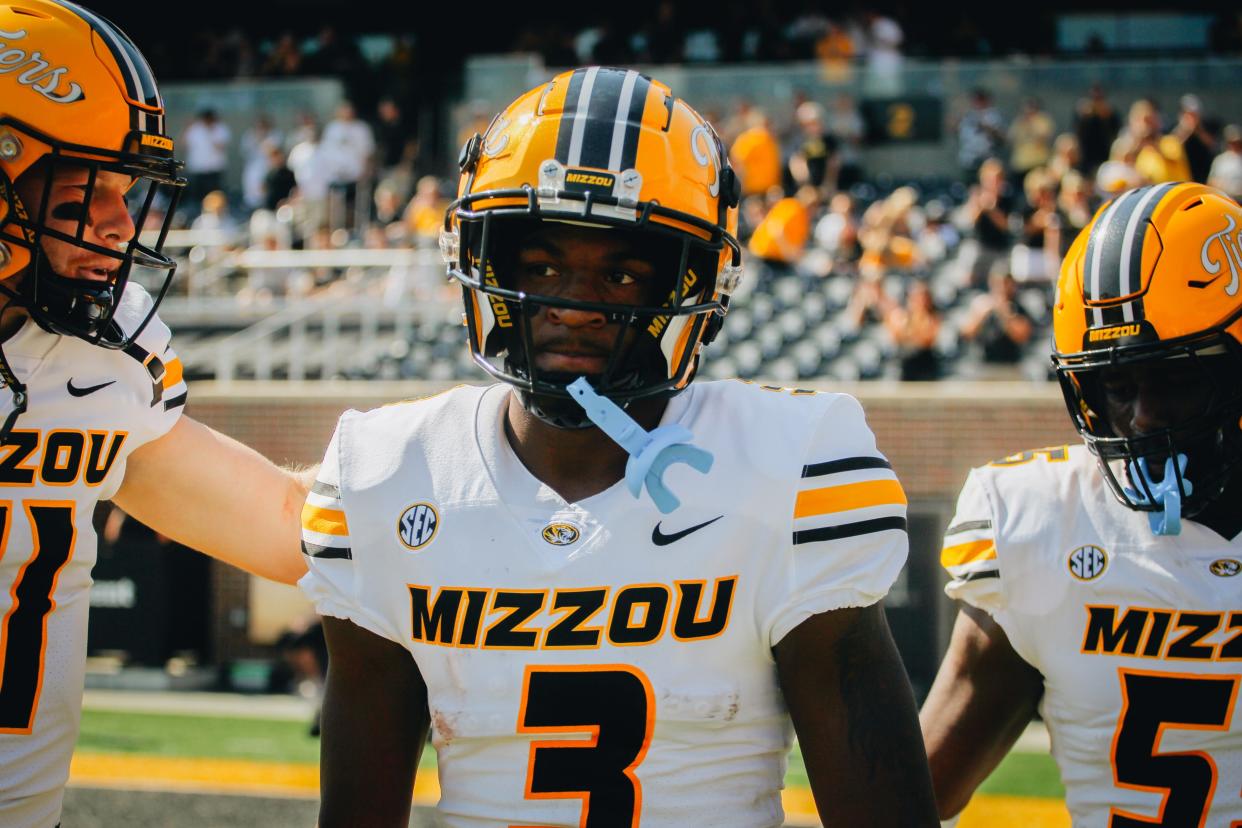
top-left (1210, 558), bottom-right (1240, 577)
top-left (397, 503), bottom-right (439, 550)
top-left (541, 522), bottom-right (580, 545)
top-left (1068, 544), bottom-right (1108, 581)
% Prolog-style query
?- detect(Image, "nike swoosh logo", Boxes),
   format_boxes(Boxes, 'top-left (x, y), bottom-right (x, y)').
top-left (651, 515), bottom-right (723, 546)
top-left (67, 379), bottom-right (116, 397)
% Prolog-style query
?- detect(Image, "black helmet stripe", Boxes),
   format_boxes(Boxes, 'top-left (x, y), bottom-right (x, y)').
top-left (57, 1), bottom-right (164, 132)
top-left (553, 68), bottom-right (587, 164)
top-left (554, 67), bottom-right (651, 172)
top-left (1083, 183), bottom-right (1176, 327)
top-left (609, 70), bottom-right (650, 171)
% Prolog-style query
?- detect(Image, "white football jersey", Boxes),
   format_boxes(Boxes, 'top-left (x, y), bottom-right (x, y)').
top-left (301, 380), bottom-right (908, 827)
top-left (0, 284), bottom-right (186, 828)
top-left (943, 445), bottom-right (1242, 827)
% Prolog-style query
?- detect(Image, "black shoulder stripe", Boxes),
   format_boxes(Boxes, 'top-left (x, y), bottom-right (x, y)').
top-left (954, 569), bottom-right (1000, 582)
top-left (311, 481), bottom-right (341, 499)
top-left (162, 391), bottom-right (187, 411)
top-left (124, 341), bottom-right (149, 362)
top-left (301, 541), bottom-right (351, 560)
top-left (793, 516), bottom-right (907, 546)
top-left (801, 456), bottom-right (892, 478)
top-left (945, 519), bottom-right (992, 536)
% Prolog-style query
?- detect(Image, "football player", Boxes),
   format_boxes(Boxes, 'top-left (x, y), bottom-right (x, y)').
top-left (301, 67), bottom-right (937, 827)
top-left (921, 182), bottom-right (1242, 825)
top-left (0, 3), bottom-right (308, 825)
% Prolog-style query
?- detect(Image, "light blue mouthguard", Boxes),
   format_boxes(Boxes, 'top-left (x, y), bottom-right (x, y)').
top-left (566, 377), bottom-right (713, 514)
top-left (1124, 454), bottom-right (1193, 536)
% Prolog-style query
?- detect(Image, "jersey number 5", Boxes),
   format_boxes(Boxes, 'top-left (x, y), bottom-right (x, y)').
top-left (0, 501), bottom-right (76, 734)
top-left (1110, 669), bottom-right (1240, 827)
top-left (517, 665), bottom-right (654, 828)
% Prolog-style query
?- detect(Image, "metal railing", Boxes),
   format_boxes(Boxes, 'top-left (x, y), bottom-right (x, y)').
top-left (139, 245), bottom-right (457, 382)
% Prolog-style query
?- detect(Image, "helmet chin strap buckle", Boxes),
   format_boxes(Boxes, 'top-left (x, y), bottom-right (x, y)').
top-left (567, 376), bottom-right (713, 514)
top-left (1124, 454), bottom-right (1193, 536)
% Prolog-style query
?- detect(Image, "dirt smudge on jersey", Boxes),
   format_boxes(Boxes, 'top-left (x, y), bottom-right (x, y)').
top-left (431, 707), bottom-right (460, 746)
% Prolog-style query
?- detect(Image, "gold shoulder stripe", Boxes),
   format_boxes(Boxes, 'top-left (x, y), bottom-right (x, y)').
top-left (941, 539), bottom-right (997, 568)
top-left (794, 479), bottom-right (907, 519)
top-left (162, 357), bottom-right (183, 390)
top-left (301, 504), bottom-right (349, 536)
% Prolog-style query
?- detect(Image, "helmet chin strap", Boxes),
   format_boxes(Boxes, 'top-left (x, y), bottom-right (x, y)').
top-left (1124, 454), bottom-right (1193, 536)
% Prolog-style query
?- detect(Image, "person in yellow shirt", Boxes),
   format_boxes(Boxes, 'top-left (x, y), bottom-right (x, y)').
top-left (729, 111), bottom-right (782, 197)
top-left (748, 186), bottom-right (816, 265)
top-left (1110, 99), bottom-right (1191, 183)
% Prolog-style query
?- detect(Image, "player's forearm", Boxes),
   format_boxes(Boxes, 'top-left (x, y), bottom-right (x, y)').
top-left (818, 613), bottom-right (938, 825)
top-left (319, 617), bottom-right (427, 828)
top-left (200, 463), bottom-right (311, 583)
top-left (115, 418), bottom-right (311, 583)
top-left (919, 607), bottom-right (1043, 818)
top-left (777, 604), bottom-right (938, 826)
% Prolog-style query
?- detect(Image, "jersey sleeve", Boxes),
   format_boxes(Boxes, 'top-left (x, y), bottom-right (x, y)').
top-left (763, 393), bottom-right (909, 647)
top-left (940, 468), bottom-right (1005, 614)
top-left (297, 414), bottom-right (405, 645)
top-left (115, 282), bottom-right (187, 443)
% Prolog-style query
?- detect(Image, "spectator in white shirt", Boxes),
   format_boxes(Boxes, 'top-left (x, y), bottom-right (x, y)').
top-left (181, 109), bottom-right (232, 209)
top-left (319, 101), bottom-right (376, 231)
top-left (1208, 124), bottom-right (1242, 200)
top-left (957, 89), bottom-right (1005, 183)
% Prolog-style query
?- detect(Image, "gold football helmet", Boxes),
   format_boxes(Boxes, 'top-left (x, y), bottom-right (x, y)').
top-left (1052, 182), bottom-right (1242, 519)
top-left (0, 0), bottom-right (183, 347)
top-left (442, 67), bottom-right (742, 427)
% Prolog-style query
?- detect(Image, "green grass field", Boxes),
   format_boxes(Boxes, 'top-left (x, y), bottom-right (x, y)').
top-left (77, 708), bottom-right (1066, 800)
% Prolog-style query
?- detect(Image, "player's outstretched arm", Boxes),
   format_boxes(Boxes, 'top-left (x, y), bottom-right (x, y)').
top-left (112, 416), bottom-right (312, 584)
top-left (319, 615), bottom-right (429, 828)
top-left (775, 602), bottom-right (938, 827)
top-left (919, 604), bottom-right (1044, 819)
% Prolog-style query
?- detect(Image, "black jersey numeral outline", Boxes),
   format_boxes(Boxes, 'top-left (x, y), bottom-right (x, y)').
top-left (0, 500), bottom-right (77, 733)
top-left (517, 664), bottom-right (654, 827)
top-left (1109, 668), bottom-right (1240, 828)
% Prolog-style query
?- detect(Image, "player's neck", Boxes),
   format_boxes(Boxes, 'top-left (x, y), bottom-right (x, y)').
top-left (503, 392), bottom-right (668, 504)
top-left (1188, 475), bottom-right (1242, 541)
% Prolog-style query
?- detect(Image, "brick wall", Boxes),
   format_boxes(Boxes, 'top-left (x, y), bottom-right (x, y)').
top-left (185, 380), bottom-right (1080, 662)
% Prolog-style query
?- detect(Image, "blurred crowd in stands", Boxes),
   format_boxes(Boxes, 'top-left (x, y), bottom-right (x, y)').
top-left (716, 85), bottom-right (1242, 380)
top-left (140, 0), bottom-right (1242, 382)
top-left (159, 79), bottom-right (1242, 382)
top-left (136, 2), bottom-right (1242, 86)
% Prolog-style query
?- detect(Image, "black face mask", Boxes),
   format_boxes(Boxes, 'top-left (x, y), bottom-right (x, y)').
top-left (1058, 343), bottom-right (1242, 519)
top-left (453, 216), bottom-right (726, 430)
top-left (1, 134), bottom-right (183, 350)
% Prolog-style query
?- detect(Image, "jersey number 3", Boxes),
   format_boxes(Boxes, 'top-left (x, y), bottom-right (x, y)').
top-left (1111, 669), bottom-right (1240, 827)
top-left (518, 665), bottom-right (654, 828)
top-left (0, 501), bottom-right (76, 734)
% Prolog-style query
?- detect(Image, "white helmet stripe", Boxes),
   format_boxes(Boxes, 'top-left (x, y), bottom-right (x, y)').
top-left (1118, 182), bottom-right (1175, 301)
top-left (607, 70), bottom-right (641, 172)
top-left (1086, 190), bottom-right (1136, 326)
